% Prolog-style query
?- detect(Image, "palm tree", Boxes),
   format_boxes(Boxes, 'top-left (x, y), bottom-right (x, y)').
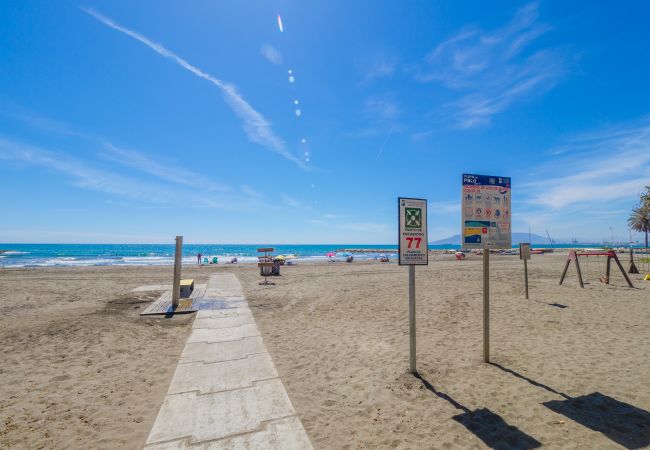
top-left (628, 203), bottom-right (650, 248)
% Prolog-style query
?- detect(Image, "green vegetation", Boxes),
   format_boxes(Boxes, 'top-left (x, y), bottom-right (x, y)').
top-left (628, 185), bottom-right (650, 248)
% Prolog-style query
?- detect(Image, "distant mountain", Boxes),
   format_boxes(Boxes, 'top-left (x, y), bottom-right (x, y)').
top-left (431, 232), bottom-right (550, 246)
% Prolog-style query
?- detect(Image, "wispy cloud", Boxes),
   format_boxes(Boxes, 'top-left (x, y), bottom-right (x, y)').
top-left (415, 2), bottom-right (567, 128)
top-left (0, 104), bottom-right (95, 139)
top-left (0, 136), bottom-right (262, 210)
top-left (241, 185), bottom-right (264, 199)
top-left (0, 136), bottom-right (173, 203)
top-left (260, 43), bottom-right (283, 65)
top-left (101, 142), bottom-right (229, 191)
top-left (280, 193), bottom-right (316, 213)
top-left (364, 94), bottom-right (401, 121)
top-left (522, 119), bottom-right (650, 210)
top-left (82, 7), bottom-right (306, 169)
top-left (357, 52), bottom-right (398, 85)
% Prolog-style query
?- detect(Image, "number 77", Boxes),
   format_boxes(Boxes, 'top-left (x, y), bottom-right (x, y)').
top-left (406, 237), bottom-right (422, 249)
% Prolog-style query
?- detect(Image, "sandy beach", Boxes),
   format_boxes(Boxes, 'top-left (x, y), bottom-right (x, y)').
top-left (1, 252), bottom-right (649, 449)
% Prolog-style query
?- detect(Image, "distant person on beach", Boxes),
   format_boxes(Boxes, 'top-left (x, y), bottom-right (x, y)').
top-left (197, 252), bottom-right (202, 265)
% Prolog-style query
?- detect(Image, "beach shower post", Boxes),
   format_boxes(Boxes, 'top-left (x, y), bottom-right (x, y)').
top-left (172, 235), bottom-right (183, 308)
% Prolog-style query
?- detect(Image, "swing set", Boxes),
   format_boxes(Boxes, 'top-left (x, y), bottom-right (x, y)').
top-left (559, 250), bottom-right (634, 288)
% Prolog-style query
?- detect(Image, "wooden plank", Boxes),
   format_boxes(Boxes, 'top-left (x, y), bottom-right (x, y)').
top-left (140, 284), bottom-right (206, 316)
top-left (257, 248), bottom-right (274, 252)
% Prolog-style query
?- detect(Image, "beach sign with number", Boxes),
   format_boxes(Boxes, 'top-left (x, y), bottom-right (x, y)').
top-left (461, 174), bottom-right (511, 249)
top-left (519, 242), bottom-right (531, 260)
top-left (398, 197), bottom-right (428, 265)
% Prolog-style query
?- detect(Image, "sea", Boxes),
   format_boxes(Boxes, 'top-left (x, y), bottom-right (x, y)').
top-left (0, 242), bottom-right (627, 268)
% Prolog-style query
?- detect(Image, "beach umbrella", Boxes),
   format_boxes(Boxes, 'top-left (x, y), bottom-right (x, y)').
top-left (326, 252), bottom-right (335, 257)
top-left (274, 255), bottom-right (286, 260)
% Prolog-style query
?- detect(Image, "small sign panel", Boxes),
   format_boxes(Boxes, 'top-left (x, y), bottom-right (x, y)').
top-left (398, 197), bottom-right (428, 265)
top-left (461, 174), bottom-right (511, 249)
top-left (519, 243), bottom-right (531, 260)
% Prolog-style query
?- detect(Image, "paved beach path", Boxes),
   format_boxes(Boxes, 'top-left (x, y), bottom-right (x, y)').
top-left (144, 273), bottom-right (313, 449)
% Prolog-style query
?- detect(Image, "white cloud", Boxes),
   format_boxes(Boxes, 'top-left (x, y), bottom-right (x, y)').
top-left (260, 43), bottom-right (283, 65)
top-left (415, 2), bottom-right (566, 128)
top-left (0, 136), bottom-right (263, 210)
top-left (522, 119), bottom-right (650, 210)
top-left (357, 53), bottom-right (398, 84)
top-left (82, 8), bottom-right (306, 169)
top-left (364, 94), bottom-right (401, 121)
top-left (0, 137), bottom-right (172, 203)
top-left (280, 193), bottom-right (315, 212)
top-left (241, 185), bottom-right (264, 199)
top-left (101, 142), bottom-right (229, 191)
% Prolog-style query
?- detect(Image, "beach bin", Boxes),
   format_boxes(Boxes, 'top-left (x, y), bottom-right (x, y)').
top-left (260, 264), bottom-right (273, 276)
top-left (180, 279), bottom-right (194, 298)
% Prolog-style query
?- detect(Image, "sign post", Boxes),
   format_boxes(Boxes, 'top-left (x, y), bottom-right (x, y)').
top-left (398, 197), bottom-right (428, 374)
top-left (483, 250), bottom-right (489, 362)
top-left (520, 243), bottom-right (531, 299)
top-left (172, 235), bottom-right (183, 308)
top-left (461, 174), bottom-right (511, 363)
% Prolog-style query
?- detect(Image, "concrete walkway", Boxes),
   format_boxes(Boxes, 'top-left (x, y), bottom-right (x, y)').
top-left (144, 273), bottom-right (312, 449)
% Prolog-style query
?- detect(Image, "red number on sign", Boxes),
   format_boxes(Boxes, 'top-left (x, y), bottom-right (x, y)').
top-left (405, 237), bottom-right (421, 249)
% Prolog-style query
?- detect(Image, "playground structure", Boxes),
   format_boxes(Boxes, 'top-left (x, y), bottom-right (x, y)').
top-left (559, 250), bottom-right (634, 288)
top-left (628, 247), bottom-right (650, 278)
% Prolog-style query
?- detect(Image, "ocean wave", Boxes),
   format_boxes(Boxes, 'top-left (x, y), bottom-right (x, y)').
top-left (2, 251), bottom-right (29, 255)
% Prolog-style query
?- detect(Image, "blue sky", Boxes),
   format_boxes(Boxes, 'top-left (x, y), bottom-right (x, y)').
top-left (1, 1), bottom-right (650, 244)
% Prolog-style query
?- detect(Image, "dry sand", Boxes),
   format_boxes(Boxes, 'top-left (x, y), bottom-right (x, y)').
top-left (239, 252), bottom-right (650, 449)
top-left (0, 266), bottom-right (209, 449)
top-left (1, 253), bottom-right (649, 449)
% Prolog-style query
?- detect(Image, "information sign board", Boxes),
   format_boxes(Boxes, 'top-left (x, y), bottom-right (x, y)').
top-left (398, 197), bottom-right (428, 265)
top-left (461, 174), bottom-right (511, 249)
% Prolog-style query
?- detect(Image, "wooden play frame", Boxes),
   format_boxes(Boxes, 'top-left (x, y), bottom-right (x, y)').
top-left (559, 250), bottom-right (634, 288)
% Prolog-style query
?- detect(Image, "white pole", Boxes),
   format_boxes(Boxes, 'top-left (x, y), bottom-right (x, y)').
top-left (172, 236), bottom-right (183, 308)
top-left (408, 264), bottom-right (416, 373)
top-left (483, 249), bottom-right (490, 363)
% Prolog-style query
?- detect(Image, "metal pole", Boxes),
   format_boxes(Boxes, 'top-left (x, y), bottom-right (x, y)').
top-left (408, 264), bottom-right (416, 374)
top-left (524, 258), bottom-right (529, 299)
top-left (172, 235), bottom-right (183, 308)
top-left (483, 249), bottom-right (490, 363)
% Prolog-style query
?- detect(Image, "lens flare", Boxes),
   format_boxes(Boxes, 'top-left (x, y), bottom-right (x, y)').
top-left (295, 109), bottom-right (302, 116)
top-left (289, 76), bottom-right (295, 83)
top-left (294, 99), bottom-right (299, 105)
top-left (277, 14), bottom-right (283, 33)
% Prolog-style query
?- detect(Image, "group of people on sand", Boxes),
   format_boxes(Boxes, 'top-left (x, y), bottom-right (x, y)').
top-left (196, 252), bottom-right (237, 265)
